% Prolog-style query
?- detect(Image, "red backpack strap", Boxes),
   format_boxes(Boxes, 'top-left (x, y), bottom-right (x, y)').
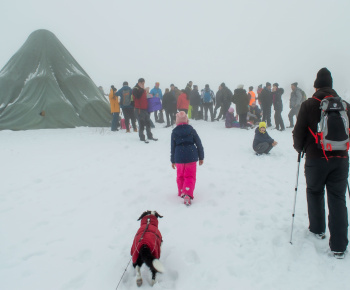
top-left (312, 96), bottom-right (322, 102)
top-left (308, 126), bottom-right (328, 161)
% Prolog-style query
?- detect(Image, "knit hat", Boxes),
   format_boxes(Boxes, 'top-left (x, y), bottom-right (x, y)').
top-left (259, 122), bottom-right (266, 129)
top-left (176, 111), bottom-right (189, 125)
top-left (266, 82), bottom-right (271, 87)
top-left (314, 67), bottom-right (333, 89)
top-left (228, 107), bottom-right (234, 113)
top-left (221, 82), bottom-right (226, 87)
top-left (291, 82), bottom-right (298, 87)
top-left (123, 81), bottom-right (128, 86)
top-left (237, 84), bottom-right (244, 89)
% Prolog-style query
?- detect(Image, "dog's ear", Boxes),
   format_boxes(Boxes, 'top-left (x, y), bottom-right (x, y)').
top-left (137, 210), bottom-right (151, 221)
top-left (155, 211), bottom-right (163, 219)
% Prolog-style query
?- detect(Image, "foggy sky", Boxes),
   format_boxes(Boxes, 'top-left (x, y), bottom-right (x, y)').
top-left (1, 0), bottom-right (350, 98)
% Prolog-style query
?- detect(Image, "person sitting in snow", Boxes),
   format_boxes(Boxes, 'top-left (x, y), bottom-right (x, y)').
top-left (248, 102), bottom-right (262, 125)
top-left (171, 111), bottom-right (204, 205)
top-left (225, 107), bottom-right (240, 128)
top-left (253, 122), bottom-right (278, 155)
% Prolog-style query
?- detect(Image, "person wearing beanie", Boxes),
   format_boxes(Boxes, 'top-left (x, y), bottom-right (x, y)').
top-left (109, 85), bottom-right (120, 131)
top-left (225, 106), bottom-right (240, 128)
top-left (171, 112), bottom-right (204, 206)
top-left (293, 68), bottom-right (350, 258)
top-left (287, 82), bottom-right (303, 128)
top-left (132, 78), bottom-right (158, 142)
top-left (232, 84), bottom-right (250, 129)
top-left (272, 83), bottom-right (285, 131)
top-left (259, 82), bottom-right (273, 127)
top-left (116, 81), bottom-right (137, 133)
top-left (248, 101), bottom-right (262, 125)
top-left (252, 122), bottom-right (278, 155)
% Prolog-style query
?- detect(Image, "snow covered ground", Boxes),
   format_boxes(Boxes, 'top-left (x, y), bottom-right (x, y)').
top-left (1, 114), bottom-right (350, 290)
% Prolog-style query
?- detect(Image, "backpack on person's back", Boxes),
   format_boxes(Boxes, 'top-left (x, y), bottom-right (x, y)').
top-left (309, 96), bottom-right (350, 157)
top-left (203, 91), bottom-right (212, 103)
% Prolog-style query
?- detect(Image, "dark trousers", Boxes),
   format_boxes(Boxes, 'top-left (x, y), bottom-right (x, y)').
top-left (111, 112), bottom-right (120, 131)
top-left (165, 110), bottom-right (176, 126)
top-left (288, 105), bottom-right (301, 126)
top-left (203, 103), bottom-right (214, 121)
top-left (262, 104), bottom-right (272, 126)
top-left (239, 112), bottom-right (248, 128)
top-left (134, 109), bottom-right (153, 141)
top-left (305, 158), bottom-right (349, 252)
top-left (213, 103), bottom-right (221, 118)
top-left (191, 105), bottom-right (199, 120)
top-left (122, 107), bottom-right (137, 130)
top-left (219, 102), bottom-right (231, 120)
top-left (274, 110), bottom-right (285, 130)
top-left (253, 142), bottom-right (273, 154)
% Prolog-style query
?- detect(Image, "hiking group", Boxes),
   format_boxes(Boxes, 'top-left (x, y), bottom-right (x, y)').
top-left (108, 68), bottom-right (349, 258)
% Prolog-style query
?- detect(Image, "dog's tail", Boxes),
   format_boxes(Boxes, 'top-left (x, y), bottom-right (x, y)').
top-left (139, 245), bottom-right (164, 273)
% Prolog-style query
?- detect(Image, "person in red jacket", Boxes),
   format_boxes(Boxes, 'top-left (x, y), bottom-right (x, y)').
top-left (177, 89), bottom-right (190, 114)
top-left (132, 78), bottom-right (157, 142)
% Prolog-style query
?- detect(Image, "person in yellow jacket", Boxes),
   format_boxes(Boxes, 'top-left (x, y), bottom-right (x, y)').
top-left (109, 85), bottom-right (120, 131)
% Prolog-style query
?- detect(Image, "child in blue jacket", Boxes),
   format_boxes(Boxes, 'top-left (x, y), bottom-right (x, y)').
top-left (171, 111), bottom-right (204, 205)
top-left (253, 122), bottom-right (278, 155)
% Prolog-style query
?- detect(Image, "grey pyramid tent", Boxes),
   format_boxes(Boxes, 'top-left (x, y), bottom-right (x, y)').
top-left (0, 29), bottom-right (111, 130)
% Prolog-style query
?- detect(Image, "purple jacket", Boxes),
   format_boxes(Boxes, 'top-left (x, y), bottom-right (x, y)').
top-left (147, 97), bottom-right (162, 112)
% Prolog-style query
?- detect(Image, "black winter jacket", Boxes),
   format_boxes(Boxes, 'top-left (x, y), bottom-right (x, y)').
top-left (162, 92), bottom-right (177, 112)
top-left (232, 88), bottom-right (250, 114)
top-left (292, 87), bottom-right (350, 159)
top-left (273, 88), bottom-right (284, 111)
top-left (253, 127), bottom-right (274, 148)
top-left (190, 89), bottom-right (202, 106)
top-left (259, 87), bottom-right (273, 106)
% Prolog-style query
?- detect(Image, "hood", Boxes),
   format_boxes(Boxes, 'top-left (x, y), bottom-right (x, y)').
top-left (172, 124), bottom-right (193, 136)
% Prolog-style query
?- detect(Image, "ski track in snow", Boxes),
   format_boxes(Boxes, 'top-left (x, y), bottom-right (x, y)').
top-left (0, 114), bottom-right (349, 290)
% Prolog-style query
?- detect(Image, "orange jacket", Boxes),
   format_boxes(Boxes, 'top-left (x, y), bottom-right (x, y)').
top-left (248, 91), bottom-right (256, 106)
top-left (177, 93), bottom-right (189, 110)
top-left (109, 89), bottom-right (120, 113)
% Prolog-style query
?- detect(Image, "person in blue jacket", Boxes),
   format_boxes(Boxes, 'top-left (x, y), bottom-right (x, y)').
top-left (150, 82), bottom-right (164, 123)
top-left (116, 81), bottom-right (137, 132)
top-left (253, 122), bottom-right (278, 155)
top-left (171, 111), bottom-right (204, 205)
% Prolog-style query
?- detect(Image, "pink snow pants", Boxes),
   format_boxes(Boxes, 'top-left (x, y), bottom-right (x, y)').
top-left (176, 162), bottom-right (197, 199)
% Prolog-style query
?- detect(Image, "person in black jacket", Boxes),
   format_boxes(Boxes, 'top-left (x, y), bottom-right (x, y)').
top-left (232, 84), bottom-right (250, 128)
top-left (253, 122), bottom-right (278, 155)
top-left (259, 82), bottom-right (273, 127)
top-left (219, 83), bottom-right (233, 120)
top-left (272, 83), bottom-right (285, 131)
top-left (189, 85), bottom-right (201, 120)
top-left (293, 68), bottom-right (350, 258)
top-left (162, 88), bottom-right (177, 127)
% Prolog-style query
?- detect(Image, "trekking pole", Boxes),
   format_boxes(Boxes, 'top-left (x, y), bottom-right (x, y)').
top-left (289, 151), bottom-right (303, 244)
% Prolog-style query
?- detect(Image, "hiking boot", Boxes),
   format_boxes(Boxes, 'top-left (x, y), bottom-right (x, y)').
top-left (309, 230), bottom-right (326, 239)
top-left (333, 252), bottom-right (345, 259)
top-left (126, 129), bottom-right (130, 133)
top-left (133, 128), bottom-right (138, 132)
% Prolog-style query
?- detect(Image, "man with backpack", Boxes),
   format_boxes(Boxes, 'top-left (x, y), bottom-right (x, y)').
top-left (293, 68), bottom-right (350, 259)
top-left (117, 81), bottom-right (137, 133)
top-left (288, 82), bottom-right (303, 128)
top-left (201, 84), bottom-right (215, 121)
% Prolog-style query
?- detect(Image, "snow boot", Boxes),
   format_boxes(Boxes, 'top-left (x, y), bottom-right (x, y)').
top-left (184, 195), bottom-right (191, 206)
top-left (333, 252), bottom-right (345, 259)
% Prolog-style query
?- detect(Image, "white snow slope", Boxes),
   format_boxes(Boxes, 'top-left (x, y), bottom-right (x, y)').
top-left (1, 118), bottom-right (350, 290)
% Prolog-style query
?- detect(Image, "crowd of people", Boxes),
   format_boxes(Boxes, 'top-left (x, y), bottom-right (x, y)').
top-left (108, 79), bottom-right (307, 135)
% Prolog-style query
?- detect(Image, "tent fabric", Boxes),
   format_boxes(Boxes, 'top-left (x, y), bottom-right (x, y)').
top-left (0, 29), bottom-right (111, 130)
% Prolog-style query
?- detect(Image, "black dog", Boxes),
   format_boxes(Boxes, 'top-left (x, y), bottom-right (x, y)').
top-left (131, 211), bottom-right (164, 287)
